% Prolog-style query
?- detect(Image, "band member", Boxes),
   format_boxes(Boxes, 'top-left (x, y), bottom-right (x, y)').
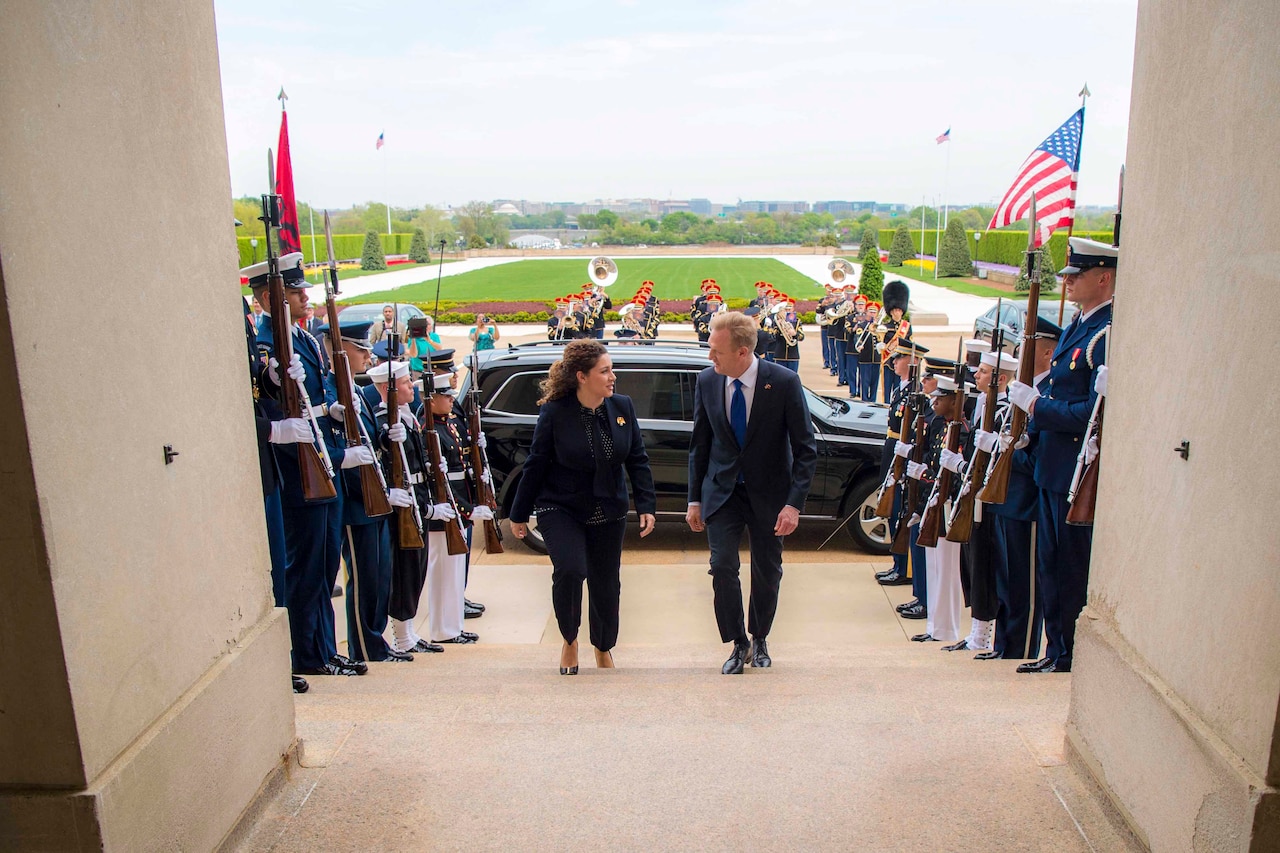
top-left (829, 284), bottom-right (853, 385)
top-left (855, 301), bottom-right (882, 402)
top-left (879, 280), bottom-right (911, 403)
top-left (614, 302), bottom-right (644, 339)
top-left (1010, 238), bottom-right (1115, 674)
top-left (817, 284), bottom-right (840, 371)
top-left (587, 287), bottom-right (611, 339)
top-left (692, 279), bottom-right (718, 342)
top-left (548, 298), bottom-right (569, 341)
top-left (774, 298), bottom-right (803, 373)
top-left (841, 294), bottom-right (868, 398)
top-left (695, 293), bottom-right (724, 340)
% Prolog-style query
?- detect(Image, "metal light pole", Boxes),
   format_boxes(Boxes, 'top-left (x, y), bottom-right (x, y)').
top-left (250, 237), bottom-right (258, 264)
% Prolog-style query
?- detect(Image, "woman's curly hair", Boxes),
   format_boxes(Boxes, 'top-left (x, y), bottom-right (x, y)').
top-left (538, 339), bottom-right (607, 404)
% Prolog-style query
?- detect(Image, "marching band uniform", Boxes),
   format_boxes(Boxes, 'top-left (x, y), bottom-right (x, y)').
top-left (774, 300), bottom-right (803, 373)
top-left (829, 288), bottom-right (852, 385)
top-left (817, 286), bottom-right (839, 371)
top-left (880, 280), bottom-right (911, 404)
top-left (841, 296), bottom-right (868, 398)
top-left (855, 302), bottom-right (882, 402)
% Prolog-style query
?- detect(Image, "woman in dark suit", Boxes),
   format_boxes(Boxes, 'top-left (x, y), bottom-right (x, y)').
top-left (509, 340), bottom-right (657, 674)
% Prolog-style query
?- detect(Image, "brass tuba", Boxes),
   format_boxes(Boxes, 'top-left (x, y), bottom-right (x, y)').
top-left (828, 258), bottom-right (855, 285)
top-left (587, 256), bottom-right (618, 288)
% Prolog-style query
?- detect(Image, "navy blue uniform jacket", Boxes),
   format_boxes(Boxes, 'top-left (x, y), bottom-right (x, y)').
top-left (510, 393), bottom-right (657, 525)
top-left (1031, 304), bottom-right (1110, 494)
top-left (688, 358), bottom-right (817, 522)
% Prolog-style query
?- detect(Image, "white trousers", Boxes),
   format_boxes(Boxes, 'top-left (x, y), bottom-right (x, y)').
top-left (925, 538), bottom-right (963, 642)
top-left (426, 530), bottom-right (467, 642)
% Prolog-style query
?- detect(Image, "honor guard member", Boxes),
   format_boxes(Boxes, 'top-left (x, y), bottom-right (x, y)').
top-left (879, 280), bottom-right (911, 403)
top-left (426, 349), bottom-right (489, 643)
top-left (444, 354), bottom-right (488, 620)
top-left (875, 340), bottom-right (928, 590)
top-left (841, 294), bottom-right (868, 398)
top-left (320, 319), bottom-right (413, 664)
top-left (371, 356), bottom-right (452, 656)
top-left (1009, 238), bottom-right (1115, 674)
top-left (817, 284), bottom-right (840, 371)
top-left (979, 317), bottom-right (1059, 661)
top-left (774, 297), bottom-right (803, 373)
top-left (244, 253), bottom-right (365, 678)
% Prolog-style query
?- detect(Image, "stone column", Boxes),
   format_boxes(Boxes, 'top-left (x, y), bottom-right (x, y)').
top-left (0, 2), bottom-right (294, 849)
top-left (1066, 1), bottom-right (1280, 851)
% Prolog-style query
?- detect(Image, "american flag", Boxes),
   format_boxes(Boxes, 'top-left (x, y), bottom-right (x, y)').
top-left (988, 108), bottom-right (1084, 246)
top-left (376, 131), bottom-right (385, 150)
top-left (936, 128), bottom-right (950, 144)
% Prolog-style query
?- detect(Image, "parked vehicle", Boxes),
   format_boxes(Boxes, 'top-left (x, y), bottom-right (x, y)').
top-left (462, 340), bottom-right (892, 555)
top-left (973, 299), bottom-right (1079, 347)
top-left (338, 302), bottom-right (428, 329)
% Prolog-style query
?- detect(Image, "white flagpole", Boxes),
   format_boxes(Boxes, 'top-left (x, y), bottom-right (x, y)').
top-left (383, 136), bottom-right (391, 236)
top-left (308, 206), bottom-right (317, 282)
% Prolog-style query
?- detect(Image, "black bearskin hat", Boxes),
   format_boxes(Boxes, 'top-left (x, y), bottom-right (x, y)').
top-left (883, 280), bottom-right (909, 314)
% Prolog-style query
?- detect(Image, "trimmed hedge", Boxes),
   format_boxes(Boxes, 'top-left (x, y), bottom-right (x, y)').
top-left (877, 228), bottom-right (1113, 271)
top-left (236, 233), bottom-right (412, 269)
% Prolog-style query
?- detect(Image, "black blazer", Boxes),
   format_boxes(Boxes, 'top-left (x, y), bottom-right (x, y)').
top-left (688, 358), bottom-right (818, 522)
top-left (510, 393), bottom-right (657, 525)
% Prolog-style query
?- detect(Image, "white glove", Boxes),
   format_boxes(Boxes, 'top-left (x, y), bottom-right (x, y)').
top-left (1008, 380), bottom-right (1040, 414)
top-left (269, 418), bottom-right (313, 444)
top-left (998, 432), bottom-right (1030, 453)
top-left (907, 513), bottom-right (922, 527)
top-left (1094, 365), bottom-right (1108, 398)
top-left (347, 390), bottom-right (362, 412)
top-left (893, 441), bottom-right (914, 459)
top-left (387, 423), bottom-right (407, 443)
top-left (1083, 434), bottom-right (1100, 466)
top-left (940, 448), bottom-right (965, 474)
top-left (267, 353), bottom-right (305, 386)
top-left (475, 431), bottom-right (487, 450)
top-left (470, 505), bottom-right (494, 522)
top-left (907, 461), bottom-right (927, 480)
top-left (428, 502), bottom-right (456, 522)
top-left (340, 445), bottom-right (376, 469)
top-left (481, 467), bottom-right (493, 487)
top-left (388, 488), bottom-right (414, 508)
top-left (327, 401), bottom-right (346, 422)
top-left (875, 342), bottom-right (886, 353)
top-left (974, 429), bottom-right (999, 454)
top-left (438, 462), bottom-right (450, 479)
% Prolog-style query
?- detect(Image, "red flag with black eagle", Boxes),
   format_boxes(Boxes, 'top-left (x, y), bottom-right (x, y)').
top-left (275, 108), bottom-right (301, 255)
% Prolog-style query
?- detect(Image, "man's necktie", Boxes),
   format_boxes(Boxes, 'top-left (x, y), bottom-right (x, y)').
top-left (731, 379), bottom-right (747, 447)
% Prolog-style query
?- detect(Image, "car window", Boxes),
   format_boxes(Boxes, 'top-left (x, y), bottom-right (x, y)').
top-left (487, 370), bottom-right (547, 415)
top-left (1001, 305), bottom-right (1021, 327)
top-left (614, 370), bottom-right (688, 421)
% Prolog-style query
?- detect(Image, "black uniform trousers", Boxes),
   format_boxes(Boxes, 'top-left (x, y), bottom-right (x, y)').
top-left (281, 500), bottom-right (341, 671)
top-left (388, 531), bottom-right (429, 623)
top-left (1037, 489), bottom-right (1092, 666)
top-left (538, 510), bottom-right (626, 651)
top-left (264, 489), bottom-right (287, 608)
top-left (343, 519), bottom-right (392, 662)
top-left (960, 517), bottom-right (1001, 622)
top-left (706, 483), bottom-right (785, 644)
top-left (843, 342), bottom-right (860, 398)
top-left (993, 515), bottom-right (1043, 660)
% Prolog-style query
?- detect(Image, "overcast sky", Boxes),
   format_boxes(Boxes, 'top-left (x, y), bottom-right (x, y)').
top-left (214, 0), bottom-right (1138, 211)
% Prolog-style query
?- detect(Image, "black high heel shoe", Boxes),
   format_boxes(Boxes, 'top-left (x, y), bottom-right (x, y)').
top-left (560, 640), bottom-right (579, 675)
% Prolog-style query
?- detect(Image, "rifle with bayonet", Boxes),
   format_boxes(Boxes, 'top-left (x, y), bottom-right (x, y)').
top-left (917, 342), bottom-right (965, 548)
top-left (259, 186), bottom-right (336, 501)
top-left (979, 192), bottom-right (1042, 505)
top-left (946, 300), bottom-right (1005, 543)
top-left (875, 344), bottom-right (918, 519)
top-left (385, 329), bottom-right (425, 550)
top-left (423, 412), bottom-right (470, 556)
top-left (467, 352), bottom-right (504, 554)
top-left (891, 395), bottom-right (928, 556)
top-left (322, 211), bottom-right (392, 518)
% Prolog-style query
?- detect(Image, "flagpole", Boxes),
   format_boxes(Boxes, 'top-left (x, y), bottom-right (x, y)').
top-left (382, 132), bottom-right (391, 236)
top-left (938, 134), bottom-right (951, 281)
top-left (1058, 84), bottom-right (1090, 323)
top-left (309, 206), bottom-right (317, 284)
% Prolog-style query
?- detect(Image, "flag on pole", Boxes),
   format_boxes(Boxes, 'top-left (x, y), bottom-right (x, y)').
top-left (988, 108), bottom-right (1084, 246)
top-left (274, 108), bottom-right (301, 255)
top-left (935, 128), bottom-right (951, 144)
top-left (376, 131), bottom-right (385, 150)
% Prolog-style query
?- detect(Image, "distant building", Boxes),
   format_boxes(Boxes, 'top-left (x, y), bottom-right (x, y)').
top-left (659, 200), bottom-right (691, 216)
top-left (510, 234), bottom-right (559, 249)
top-left (493, 202), bottom-right (521, 216)
top-left (689, 198), bottom-right (712, 215)
top-left (814, 201), bottom-right (855, 215)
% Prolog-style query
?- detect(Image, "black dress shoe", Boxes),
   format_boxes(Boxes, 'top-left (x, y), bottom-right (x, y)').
top-left (382, 649), bottom-right (414, 662)
top-left (941, 639), bottom-right (969, 652)
top-left (721, 640), bottom-right (751, 675)
top-left (973, 651), bottom-right (1003, 661)
top-left (750, 637), bottom-right (771, 668)
top-left (1044, 660), bottom-right (1071, 673)
top-left (875, 568), bottom-right (898, 580)
top-left (464, 598), bottom-right (486, 613)
top-left (895, 598), bottom-right (919, 613)
top-left (410, 639), bottom-right (444, 654)
top-left (900, 603), bottom-right (927, 620)
top-left (877, 571), bottom-right (911, 586)
top-left (910, 633), bottom-right (936, 642)
top-left (330, 654), bottom-right (369, 675)
top-left (464, 605), bottom-right (483, 619)
top-left (460, 630), bottom-right (479, 642)
top-left (1016, 657), bottom-right (1057, 673)
top-left (292, 676), bottom-right (309, 693)
top-left (331, 584), bottom-right (343, 598)
top-left (439, 634), bottom-right (477, 644)
top-left (294, 663), bottom-right (358, 676)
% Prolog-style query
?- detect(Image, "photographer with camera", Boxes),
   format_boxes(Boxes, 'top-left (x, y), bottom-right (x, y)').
top-left (468, 313), bottom-right (500, 353)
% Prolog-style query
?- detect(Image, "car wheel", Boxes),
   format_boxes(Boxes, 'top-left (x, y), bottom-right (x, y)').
top-left (844, 477), bottom-right (892, 555)
top-left (511, 511), bottom-right (548, 555)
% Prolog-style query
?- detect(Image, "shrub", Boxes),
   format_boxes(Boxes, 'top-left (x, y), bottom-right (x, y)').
top-left (1016, 245), bottom-right (1057, 294)
top-left (360, 230), bottom-right (386, 270)
top-left (859, 252), bottom-right (884, 302)
top-left (887, 222), bottom-right (915, 266)
top-left (408, 228), bottom-right (431, 263)
top-left (858, 227), bottom-right (878, 262)
top-left (937, 219), bottom-right (974, 277)
top-left (818, 232), bottom-right (841, 248)
top-left (466, 234), bottom-right (488, 249)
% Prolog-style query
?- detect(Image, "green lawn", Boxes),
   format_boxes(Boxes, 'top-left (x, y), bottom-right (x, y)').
top-left (349, 258), bottom-right (826, 304)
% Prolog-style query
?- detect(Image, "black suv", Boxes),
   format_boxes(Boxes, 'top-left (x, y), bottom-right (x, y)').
top-left (461, 340), bottom-right (892, 554)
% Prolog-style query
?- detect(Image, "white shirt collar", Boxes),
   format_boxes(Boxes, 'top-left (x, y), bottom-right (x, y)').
top-left (1034, 370), bottom-right (1050, 386)
top-left (1079, 299), bottom-right (1113, 323)
top-left (730, 357), bottom-right (760, 390)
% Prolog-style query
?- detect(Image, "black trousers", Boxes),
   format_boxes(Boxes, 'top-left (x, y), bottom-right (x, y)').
top-left (1037, 489), bottom-right (1092, 665)
top-left (993, 514), bottom-right (1043, 660)
top-left (960, 516), bottom-right (1001, 622)
top-left (539, 510), bottom-right (626, 651)
top-left (388, 535), bottom-right (428, 623)
top-left (344, 520), bottom-right (392, 662)
top-left (706, 484), bottom-right (784, 644)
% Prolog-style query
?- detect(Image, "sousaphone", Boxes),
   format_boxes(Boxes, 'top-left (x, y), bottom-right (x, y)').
top-left (587, 256), bottom-right (618, 288)
top-left (828, 257), bottom-right (855, 285)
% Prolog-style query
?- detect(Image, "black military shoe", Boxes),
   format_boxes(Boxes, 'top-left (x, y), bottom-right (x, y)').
top-left (910, 633), bottom-right (936, 642)
top-left (411, 639), bottom-right (444, 654)
top-left (973, 651), bottom-right (1003, 661)
top-left (464, 604), bottom-right (484, 619)
top-left (721, 640), bottom-right (751, 675)
top-left (439, 634), bottom-right (477, 644)
top-left (877, 571), bottom-right (911, 586)
top-left (330, 654), bottom-right (368, 675)
top-left (895, 598), bottom-right (919, 613)
top-left (941, 639), bottom-right (970, 652)
top-left (292, 676), bottom-right (310, 693)
top-left (294, 663), bottom-right (358, 677)
top-left (464, 598), bottom-right (486, 613)
top-left (382, 649), bottom-right (414, 663)
top-left (750, 637), bottom-right (771, 668)
top-left (900, 602), bottom-right (927, 620)
top-left (1016, 657), bottom-right (1057, 673)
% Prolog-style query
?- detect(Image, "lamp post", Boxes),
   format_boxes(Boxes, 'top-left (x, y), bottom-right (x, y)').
top-left (973, 231), bottom-right (982, 264)
top-left (250, 237), bottom-right (258, 264)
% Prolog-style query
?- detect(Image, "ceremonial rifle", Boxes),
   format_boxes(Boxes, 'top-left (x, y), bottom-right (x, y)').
top-left (423, 416), bottom-right (470, 556)
top-left (323, 211), bottom-right (392, 517)
top-left (260, 188), bottom-right (335, 501)
top-left (467, 351), bottom-right (504, 554)
top-left (890, 398), bottom-right (928, 556)
top-left (947, 300), bottom-right (1005, 543)
top-left (917, 349), bottom-right (965, 547)
top-left (979, 193), bottom-right (1042, 505)
top-left (874, 343), bottom-right (917, 519)
top-left (385, 328), bottom-right (425, 549)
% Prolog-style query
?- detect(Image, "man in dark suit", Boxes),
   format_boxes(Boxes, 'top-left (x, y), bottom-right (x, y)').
top-left (686, 311), bottom-right (818, 674)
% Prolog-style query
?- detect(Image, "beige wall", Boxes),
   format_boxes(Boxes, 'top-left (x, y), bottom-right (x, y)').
top-left (1067, 0), bottom-right (1280, 849)
top-left (0, 0), bottom-right (294, 848)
